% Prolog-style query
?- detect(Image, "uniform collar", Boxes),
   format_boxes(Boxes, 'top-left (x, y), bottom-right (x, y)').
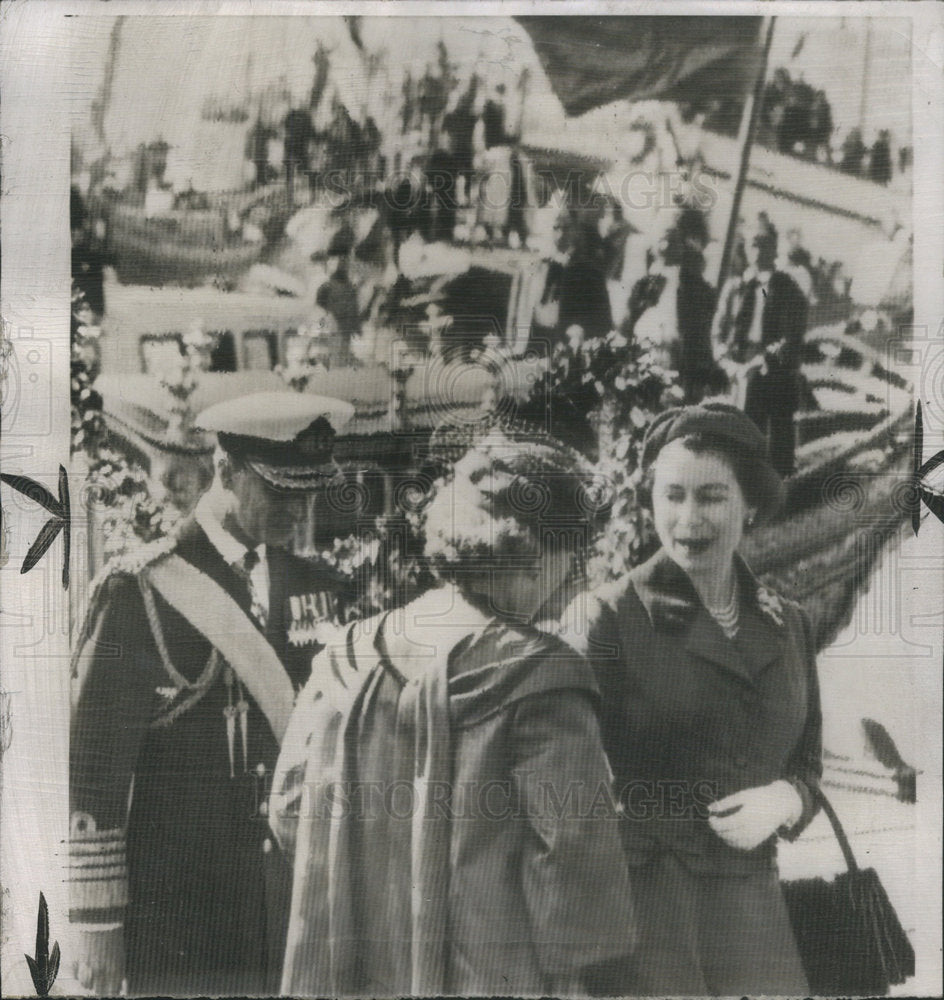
top-left (194, 493), bottom-right (266, 570)
top-left (630, 549), bottom-right (784, 682)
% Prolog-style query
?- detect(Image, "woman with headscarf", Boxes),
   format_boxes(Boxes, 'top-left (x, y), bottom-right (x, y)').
top-left (270, 429), bottom-right (636, 998)
top-left (567, 402), bottom-right (822, 996)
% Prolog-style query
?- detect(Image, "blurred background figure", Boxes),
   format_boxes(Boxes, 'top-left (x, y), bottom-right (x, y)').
top-left (713, 223), bottom-right (808, 477)
top-left (599, 199), bottom-right (636, 329)
top-left (627, 209), bottom-right (722, 404)
top-left (868, 129), bottom-right (893, 186)
top-left (245, 117), bottom-right (274, 189)
top-left (779, 227), bottom-right (815, 301)
top-left (839, 127), bottom-right (867, 176)
top-left (533, 206), bottom-right (612, 352)
top-left (481, 82), bottom-right (513, 150)
top-left (442, 77), bottom-right (478, 205)
top-left (283, 105), bottom-right (315, 202)
top-left (71, 185), bottom-right (108, 321)
top-left (315, 235), bottom-right (360, 366)
top-left (423, 129), bottom-right (461, 243)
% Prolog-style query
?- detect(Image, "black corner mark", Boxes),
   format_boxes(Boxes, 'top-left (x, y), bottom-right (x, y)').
top-left (912, 402), bottom-right (944, 535)
top-left (912, 401), bottom-right (923, 536)
top-left (25, 892), bottom-right (60, 997)
top-left (0, 465), bottom-right (70, 589)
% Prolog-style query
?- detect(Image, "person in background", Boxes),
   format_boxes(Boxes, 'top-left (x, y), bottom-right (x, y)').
top-left (315, 238), bottom-right (361, 366)
top-left (807, 90), bottom-right (833, 163)
top-left (626, 213), bottom-right (722, 403)
top-left (756, 210), bottom-right (777, 244)
top-left (599, 199), bottom-right (635, 329)
top-left (473, 81), bottom-right (526, 246)
top-left (272, 429), bottom-right (636, 998)
top-left (246, 118), bottom-right (273, 189)
top-left (423, 130), bottom-right (461, 242)
top-left (713, 223), bottom-right (808, 476)
top-left (71, 185), bottom-right (107, 321)
top-left (779, 227), bottom-right (815, 301)
top-left (759, 68), bottom-right (790, 150)
top-left (777, 77), bottom-right (812, 155)
top-left (869, 129), bottom-right (893, 186)
top-left (284, 106), bottom-right (315, 200)
top-left (839, 127), bottom-right (867, 176)
top-left (443, 77), bottom-right (478, 204)
top-left (566, 402), bottom-right (822, 996)
top-left (482, 82), bottom-right (513, 150)
top-left (69, 393), bottom-right (356, 997)
top-left (533, 208), bottom-right (613, 351)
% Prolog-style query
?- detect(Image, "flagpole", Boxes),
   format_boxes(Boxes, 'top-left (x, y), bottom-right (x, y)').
top-left (858, 18), bottom-right (873, 136)
top-left (715, 15), bottom-right (776, 295)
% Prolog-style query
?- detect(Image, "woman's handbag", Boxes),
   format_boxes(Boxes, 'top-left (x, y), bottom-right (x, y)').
top-left (781, 785), bottom-right (915, 996)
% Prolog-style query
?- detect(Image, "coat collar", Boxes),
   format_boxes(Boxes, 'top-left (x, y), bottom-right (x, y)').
top-left (194, 493), bottom-right (266, 570)
top-left (741, 266), bottom-right (773, 286)
top-left (629, 549), bottom-right (785, 684)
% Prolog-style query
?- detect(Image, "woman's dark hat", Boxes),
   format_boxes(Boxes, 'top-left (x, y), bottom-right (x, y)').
top-left (641, 402), bottom-right (783, 518)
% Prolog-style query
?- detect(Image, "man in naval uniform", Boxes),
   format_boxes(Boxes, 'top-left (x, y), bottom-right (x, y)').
top-left (68, 391), bottom-right (356, 997)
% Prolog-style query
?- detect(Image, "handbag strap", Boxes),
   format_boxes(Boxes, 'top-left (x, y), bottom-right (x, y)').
top-left (810, 784), bottom-right (860, 874)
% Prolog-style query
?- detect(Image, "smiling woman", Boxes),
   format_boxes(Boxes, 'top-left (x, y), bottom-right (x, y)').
top-left (641, 415), bottom-right (782, 615)
top-left (571, 402), bottom-right (822, 996)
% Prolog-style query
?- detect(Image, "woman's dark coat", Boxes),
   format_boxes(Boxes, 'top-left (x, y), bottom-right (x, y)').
top-left (578, 549), bottom-right (822, 876)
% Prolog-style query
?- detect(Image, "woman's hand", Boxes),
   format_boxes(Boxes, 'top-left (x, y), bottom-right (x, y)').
top-left (707, 780), bottom-right (803, 851)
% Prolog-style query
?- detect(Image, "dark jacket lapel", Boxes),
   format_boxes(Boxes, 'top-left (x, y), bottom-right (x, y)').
top-left (682, 610), bottom-right (754, 682)
top-left (732, 574), bottom-right (785, 678)
top-left (630, 549), bottom-right (783, 685)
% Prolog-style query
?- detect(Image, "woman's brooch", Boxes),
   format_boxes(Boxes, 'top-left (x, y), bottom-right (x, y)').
top-left (756, 585), bottom-right (785, 627)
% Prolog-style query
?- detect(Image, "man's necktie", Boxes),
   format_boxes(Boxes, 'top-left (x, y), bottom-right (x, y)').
top-left (735, 277), bottom-right (760, 349)
top-left (235, 548), bottom-right (268, 630)
top-left (225, 548), bottom-right (266, 777)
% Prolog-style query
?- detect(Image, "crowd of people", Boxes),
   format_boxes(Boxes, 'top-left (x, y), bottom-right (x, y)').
top-left (529, 200), bottom-right (816, 478)
top-left (77, 111), bottom-right (902, 488)
top-left (691, 64), bottom-right (910, 186)
top-left (69, 394), bottom-right (824, 997)
top-left (67, 83), bottom-right (915, 1000)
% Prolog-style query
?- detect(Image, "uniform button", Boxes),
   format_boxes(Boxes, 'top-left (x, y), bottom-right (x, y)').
top-left (262, 837), bottom-right (273, 854)
top-left (255, 762), bottom-right (267, 777)
top-left (259, 800), bottom-right (269, 818)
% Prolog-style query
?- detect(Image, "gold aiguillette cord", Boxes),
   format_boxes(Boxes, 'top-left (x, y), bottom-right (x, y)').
top-left (223, 667), bottom-right (237, 779)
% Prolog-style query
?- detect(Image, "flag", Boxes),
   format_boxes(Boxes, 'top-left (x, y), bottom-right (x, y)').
top-left (517, 16), bottom-right (764, 117)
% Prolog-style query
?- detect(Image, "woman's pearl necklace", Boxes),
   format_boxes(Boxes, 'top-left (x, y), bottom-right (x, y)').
top-left (706, 580), bottom-right (740, 638)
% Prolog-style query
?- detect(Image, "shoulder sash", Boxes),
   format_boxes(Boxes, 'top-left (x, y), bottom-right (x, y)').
top-left (144, 554), bottom-right (295, 742)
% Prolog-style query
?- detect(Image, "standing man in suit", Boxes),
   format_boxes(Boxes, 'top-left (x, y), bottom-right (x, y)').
top-left (68, 392), bottom-right (356, 997)
top-left (714, 224), bottom-right (808, 476)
